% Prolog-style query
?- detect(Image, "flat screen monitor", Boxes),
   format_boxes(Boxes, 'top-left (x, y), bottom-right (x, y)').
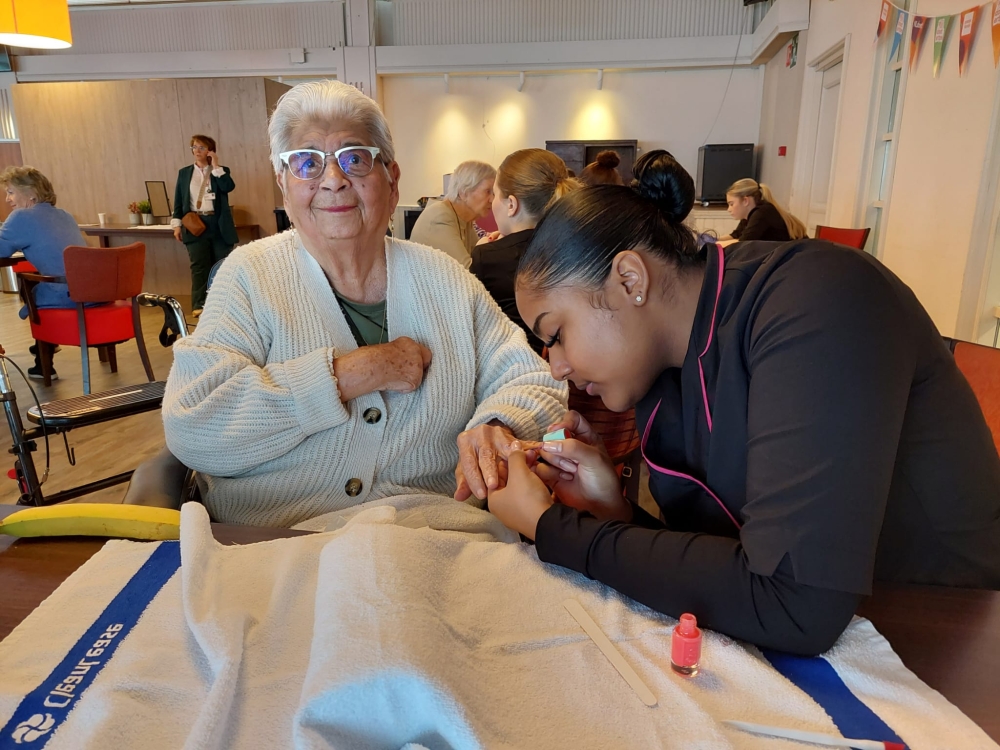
top-left (145, 181), bottom-right (171, 217)
top-left (696, 144), bottom-right (757, 204)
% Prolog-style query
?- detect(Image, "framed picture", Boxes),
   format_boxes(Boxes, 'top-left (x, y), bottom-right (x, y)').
top-left (145, 181), bottom-right (171, 217)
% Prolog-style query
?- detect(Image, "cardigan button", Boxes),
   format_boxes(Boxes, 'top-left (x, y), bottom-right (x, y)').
top-left (363, 407), bottom-right (382, 424)
top-left (345, 478), bottom-right (363, 497)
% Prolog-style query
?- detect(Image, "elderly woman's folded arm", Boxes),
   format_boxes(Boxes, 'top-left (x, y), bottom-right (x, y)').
top-left (162, 270), bottom-right (351, 476)
top-left (465, 286), bottom-right (567, 438)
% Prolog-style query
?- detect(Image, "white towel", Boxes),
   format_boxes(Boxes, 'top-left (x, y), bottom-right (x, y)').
top-left (0, 495), bottom-right (995, 750)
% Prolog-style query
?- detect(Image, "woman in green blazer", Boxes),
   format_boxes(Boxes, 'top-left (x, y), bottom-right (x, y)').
top-left (171, 134), bottom-right (238, 315)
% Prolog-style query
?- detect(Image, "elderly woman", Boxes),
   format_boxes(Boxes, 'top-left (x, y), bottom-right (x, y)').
top-left (0, 166), bottom-right (86, 380)
top-left (162, 80), bottom-right (566, 528)
top-left (409, 160), bottom-right (495, 268)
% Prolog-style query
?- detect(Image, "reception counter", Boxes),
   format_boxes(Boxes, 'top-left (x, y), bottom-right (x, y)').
top-left (80, 223), bottom-right (262, 298)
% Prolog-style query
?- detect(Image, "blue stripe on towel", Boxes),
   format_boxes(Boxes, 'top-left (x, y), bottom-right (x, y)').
top-left (762, 649), bottom-right (905, 746)
top-left (0, 542), bottom-right (181, 749)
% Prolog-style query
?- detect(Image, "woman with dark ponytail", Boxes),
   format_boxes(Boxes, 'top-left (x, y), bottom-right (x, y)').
top-left (487, 149), bottom-right (1000, 655)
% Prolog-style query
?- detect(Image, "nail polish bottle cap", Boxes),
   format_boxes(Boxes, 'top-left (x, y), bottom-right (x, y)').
top-left (678, 613), bottom-right (699, 637)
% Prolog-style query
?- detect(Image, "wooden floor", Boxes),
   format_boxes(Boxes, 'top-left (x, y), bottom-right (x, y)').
top-left (0, 291), bottom-right (195, 506)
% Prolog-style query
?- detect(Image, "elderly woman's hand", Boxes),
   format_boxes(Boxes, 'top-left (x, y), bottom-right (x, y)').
top-left (454, 420), bottom-right (520, 501)
top-left (333, 336), bottom-right (432, 402)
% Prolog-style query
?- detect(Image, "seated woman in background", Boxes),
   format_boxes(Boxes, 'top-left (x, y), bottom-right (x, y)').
top-left (488, 149), bottom-right (1000, 655)
top-left (471, 148), bottom-right (580, 354)
top-left (409, 160), bottom-right (495, 268)
top-left (162, 80), bottom-right (566, 528)
top-left (579, 150), bottom-right (624, 186)
top-left (0, 166), bottom-right (86, 380)
top-left (719, 178), bottom-right (806, 245)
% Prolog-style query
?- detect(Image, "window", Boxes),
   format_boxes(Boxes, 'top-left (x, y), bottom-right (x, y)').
top-left (861, 1), bottom-right (910, 256)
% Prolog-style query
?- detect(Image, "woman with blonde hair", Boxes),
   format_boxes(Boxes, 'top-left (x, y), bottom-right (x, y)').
top-left (410, 160), bottom-right (496, 268)
top-left (471, 148), bottom-right (579, 352)
top-left (0, 166), bottom-right (86, 380)
top-left (721, 178), bottom-right (806, 244)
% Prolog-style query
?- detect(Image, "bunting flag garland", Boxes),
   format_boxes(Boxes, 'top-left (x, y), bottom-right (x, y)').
top-left (991, 0), bottom-right (1000, 67)
top-left (890, 9), bottom-right (908, 61)
top-left (910, 15), bottom-right (931, 70)
top-left (878, 0), bottom-right (1000, 77)
top-left (877, 0), bottom-right (893, 39)
top-left (932, 15), bottom-right (954, 78)
top-left (958, 6), bottom-right (982, 74)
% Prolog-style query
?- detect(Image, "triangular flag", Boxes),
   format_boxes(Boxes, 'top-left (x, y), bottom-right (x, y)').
top-left (910, 15), bottom-right (931, 71)
top-left (958, 6), bottom-right (982, 76)
top-left (890, 9), bottom-right (909, 61)
top-left (876, 0), bottom-right (892, 40)
top-left (933, 15), bottom-right (954, 78)
top-left (991, 1), bottom-right (1000, 68)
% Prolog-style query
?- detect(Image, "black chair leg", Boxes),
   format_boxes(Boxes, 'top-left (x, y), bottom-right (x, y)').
top-left (37, 340), bottom-right (53, 387)
top-left (106, 344), bottom-right (118, 373)
top-left (77, 303), bottom-right (91, 395)
top-left (133, 298), bottom-right (155, 382)
top-left (98, 346), bottom-right (108, 363)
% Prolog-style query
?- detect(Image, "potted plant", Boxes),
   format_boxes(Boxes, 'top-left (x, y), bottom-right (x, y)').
top-left (128, 202), bottom-right (142, 226)
top-left (138, 200), bottom-right (153, 225)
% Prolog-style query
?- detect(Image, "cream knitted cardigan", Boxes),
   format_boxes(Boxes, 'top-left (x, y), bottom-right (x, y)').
top-left (162, 231), bottom-right (567, 527)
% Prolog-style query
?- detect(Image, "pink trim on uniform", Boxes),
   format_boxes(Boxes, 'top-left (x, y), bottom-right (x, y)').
top-left (698, 243), bottom-right (726, 433)
top-left (641, 400), bottom-right (742, 531)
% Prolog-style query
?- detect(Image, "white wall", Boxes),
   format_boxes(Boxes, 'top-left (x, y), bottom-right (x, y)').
top-left (882, 0), bottom-right (999, 338)
top-left (788, 0), bottom-right (874, 229)
top-left (784, 0), bottom-right (999, 337)
top-left (757, 30), bottom-right (807, 206)
top-left (381, 68), bottom-right (763, 206)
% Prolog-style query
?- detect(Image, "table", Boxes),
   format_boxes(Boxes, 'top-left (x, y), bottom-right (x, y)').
top-left (79, 224), bottom-right (263, 298)
top-left (1, 507), bottom-right (997, 743)
top-left (81, 223), bottom-right (262, 248)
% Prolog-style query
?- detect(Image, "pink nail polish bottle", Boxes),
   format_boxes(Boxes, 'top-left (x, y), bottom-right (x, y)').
top-left (671, 613), bottom-right (702, 677)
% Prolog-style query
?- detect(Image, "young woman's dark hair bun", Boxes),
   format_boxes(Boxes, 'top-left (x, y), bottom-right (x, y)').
top-left (518, 181), bottom-right (703, 294)
top-left (630, 149), bottom-right (695, 225)
top-left (595, 150), bottom-right (620, 169)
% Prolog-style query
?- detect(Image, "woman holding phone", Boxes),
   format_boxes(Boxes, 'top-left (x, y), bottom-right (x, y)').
top-left (171, 134), bottom-right (238, 316)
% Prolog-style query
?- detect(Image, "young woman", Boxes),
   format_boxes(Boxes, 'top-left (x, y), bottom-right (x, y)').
top-left (471, 148), bottom-right (579, 353)
top-left (579, 150), bottom-right (625, 187)
top-left (487, 150), bottom-right (1000, 655)
top-left (720, 178), bottom-right (806, 245)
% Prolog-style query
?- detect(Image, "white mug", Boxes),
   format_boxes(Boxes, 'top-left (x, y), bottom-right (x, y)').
top-left (98, 212), bottom-right (107, 227)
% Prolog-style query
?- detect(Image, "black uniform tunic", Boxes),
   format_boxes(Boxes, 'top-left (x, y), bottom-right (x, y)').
top-left (535, 240), bottom-right (1000, 655)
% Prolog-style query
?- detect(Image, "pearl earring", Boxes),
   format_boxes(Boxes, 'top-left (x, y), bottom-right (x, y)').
top-left (635, 295), bottom-right (643, 303)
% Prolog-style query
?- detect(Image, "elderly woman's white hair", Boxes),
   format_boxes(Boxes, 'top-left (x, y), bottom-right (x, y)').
top-left (268, 79), bottom-right (396, 175)
top-left (445, 161), bottom-right (496, 202)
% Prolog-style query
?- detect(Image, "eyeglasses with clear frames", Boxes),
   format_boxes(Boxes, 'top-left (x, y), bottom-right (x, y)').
top-left (279, 147), bottom-right (382, 181)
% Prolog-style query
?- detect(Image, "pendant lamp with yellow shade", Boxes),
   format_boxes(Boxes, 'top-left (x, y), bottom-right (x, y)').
top-left (0, 0), bottom-right (72, 50)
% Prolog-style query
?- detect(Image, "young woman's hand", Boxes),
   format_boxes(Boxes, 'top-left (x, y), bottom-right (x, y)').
top-left (542, 411), bottom-right (609, 454)
top-left (534, 437), bottom-right (632, 523)
top-left (487, 451), bottom-right (553, 540)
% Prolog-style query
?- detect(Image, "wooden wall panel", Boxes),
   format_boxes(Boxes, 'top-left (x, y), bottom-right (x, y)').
top-left (12, 78), bottom-right (277, 236)
top-left (263, 78), bottom-right (292, 211)
top-left (0, 140), bottom-right (23, 221)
